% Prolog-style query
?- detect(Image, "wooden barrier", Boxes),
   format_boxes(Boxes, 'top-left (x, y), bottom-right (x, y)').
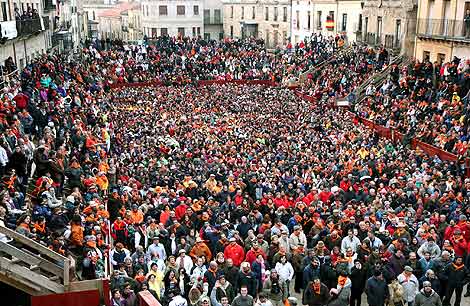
top-left (108, 79), bottom-right (278, 89)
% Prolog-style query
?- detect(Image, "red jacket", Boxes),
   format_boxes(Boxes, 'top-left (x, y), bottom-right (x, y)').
top-left (458, 221), bottom-right (470, 242)
top-left (224, 243), bottom-right (245, 267)
top-left (244, 248), bottom-right (266, 265)
top-left (450, 236), bottom-right (468, 257)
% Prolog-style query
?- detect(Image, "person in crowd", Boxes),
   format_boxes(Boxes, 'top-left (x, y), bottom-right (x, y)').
top-left (1, 35), bottom-right (470, 306)
top-left (302, 276), bottom-right (330, 306)
top-left (366, 270), bottom-right (389, 306)
top-left (414, 281), bottom-right (442, 306)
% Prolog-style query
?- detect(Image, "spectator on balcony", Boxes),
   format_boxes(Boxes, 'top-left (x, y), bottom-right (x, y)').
top-left (465, 10), bottom-right (470, 38)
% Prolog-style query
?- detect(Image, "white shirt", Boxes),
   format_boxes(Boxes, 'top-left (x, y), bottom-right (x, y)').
top-left (176, 255), bottom-right (194, 273)
top-left (0, 146), bottom-right (8, 166)
top-left (169, 295), bottom-right (188, 306)
top-left (341, 235), bottom-right (361, 254)
top-left (275, 262), bottom-right (294, 281)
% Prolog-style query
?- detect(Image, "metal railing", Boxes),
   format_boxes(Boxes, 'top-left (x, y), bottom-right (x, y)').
top-left (384, 34), bottom-right (400, 49)
top-left (16, 18), bottom-right (43, 37)
top-left (417, 18), bottom-right (470, 41)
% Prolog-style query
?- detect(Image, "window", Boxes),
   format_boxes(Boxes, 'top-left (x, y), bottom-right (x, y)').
top-left (296, 11), bottom-right (299, 29)
top-left (377, 16), bottom-right (383, 42)
top-left (194, 5), bottom-right (199, 15)
top-left (395, 19), bottom-right (401, 47)
top-left (1, 2), bottom-right (8, 21)
top-left (283, 7), bottom-right (287, 22)
top-left (241, 6), bottom-right (244, 19)
top-left (252, 6), bottom-right (255, 19)
top-left (230, 6), bottom-right (233, 18)
top-left (358, 14), bottom-right (362, 31)
top-left (177, 5), bottom-right (185, 16)
top-left (178, 27), bottom-right (185, 36)
top-left (93, 11), bottom-right (96, 20)
top-left (423, 51), bottom-right (430, 62)
top-left (204, 33), bottom-right (210, 40)
top-left (308, 11), bottom-right (311, 30)
top-left (230, 25), bottom-right (234, 38)
top-left (160, 28), bottom-right (168, 36)
top-left (342, 13), bottom-right (347, 32)
top-left (219, 32), bottom-right (224, 40)
top-left (437, 53), bottom-right (446, 65)
top-left (274, 7), bottom-right (278, 21)
top-left (317, 11), bottom-right (322, 29)
top-left (214, 9), bottom-right (221, 24)
top-left (265, 7), bottom-right (269, 20)
top-left (193, 27), bottom-right (196, 37)
top-left (204, 9), bottom-right (210, 23)
top-left (159, 5), bottom-right (167, 16)
top-left (265, 30), bottom-right (269, 46)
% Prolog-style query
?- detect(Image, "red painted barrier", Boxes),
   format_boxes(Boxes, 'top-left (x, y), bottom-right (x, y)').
top-left (108, 79), bottom-right (278, 89)
top-left (138, 290), bottom-right (161, 306)
top-left (31, 290), bottom-right (100, 306)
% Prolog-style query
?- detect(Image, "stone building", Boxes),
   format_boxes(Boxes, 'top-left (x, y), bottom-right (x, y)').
top-left (141, 0), bottom-right (203, 38)
top-left (204, 0), bottom-right (224, 40)
top-left (361, 0), bottom-right (417, 55)
top-left (414, 0), bottom-right (470, 63)
top-left (97, 1), bottom-right (141, 41)
top-left (0, 0), bottom-right (49, 68)
top-left (222, 0), bottom-right (291, 48)
top-left (310, 0), bottom-right (363, 42)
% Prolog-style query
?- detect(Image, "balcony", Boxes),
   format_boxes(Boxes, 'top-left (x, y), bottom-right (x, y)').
top-left (43, 0), bottom-right (56, 12)
top-left (417, 18), bottom-right (470, 42)
top-left (204, 17), bottom-right (223, 25)
top-left (384, 34), bottom-right (400, 49)
top-left (16, 18), bottom-right (43, 37)
top-left (365, 32), bottom-right (376, 45)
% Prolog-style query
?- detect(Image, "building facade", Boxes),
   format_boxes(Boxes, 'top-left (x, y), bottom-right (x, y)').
top-left (361, 0), bottom-right (417, 55)
top-left (222, 0), bottom-right (291, 48)
top-left (97, 2), bottom-right (141, 41)
top-left (204, 0), bottom-right (223, 40)
top-left (291, 0), bottom-right (313, 43)
top-left (310, 0), bottom-right (363, 42)
top-left (0, 0), bottom-right (50, 68)
top-left (141, 0), bottom-right (203, 38)
top-left (414, 0), bottom-right (470, 63)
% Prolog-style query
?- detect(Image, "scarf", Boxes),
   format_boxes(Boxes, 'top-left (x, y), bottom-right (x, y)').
top-left (313, 283), bottom-right (321, 294)
top-left (338, 276), bottom-right (348, 288)
top-left (34, 222), bottom-right (46, 233)
top-left (453, 263), bottom-right (465, 270)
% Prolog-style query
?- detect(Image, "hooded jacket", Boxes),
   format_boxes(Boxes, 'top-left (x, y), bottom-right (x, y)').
top-left (414, 288), bottom-right (442, 306)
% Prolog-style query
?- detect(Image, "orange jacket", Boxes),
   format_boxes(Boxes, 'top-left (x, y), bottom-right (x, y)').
top-left (70, 223), bottom-right (84, 246)
top-left (189, 243), bottom-right (212, 261)
top-left (130, 210), bottom-right (144, 224)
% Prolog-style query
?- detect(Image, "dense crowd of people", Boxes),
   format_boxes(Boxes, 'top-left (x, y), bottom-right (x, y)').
top-left (355, 57), bottom-right (470, 158)
top-left (0, 36), bottom-right (469, 306)
top-left (81, 34), bottom-right (343, 86)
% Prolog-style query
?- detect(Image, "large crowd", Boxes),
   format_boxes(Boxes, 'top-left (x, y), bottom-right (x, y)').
top-left (0, 36), bottom-right (469, 306)
top-left (355, 57), bottom-right (470, 158)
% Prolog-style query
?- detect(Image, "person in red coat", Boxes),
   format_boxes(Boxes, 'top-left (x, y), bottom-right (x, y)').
top-left (458, 216), bottom-right (470, 242)
top-left (244, 241), bottom-right (267, 265)
top-left (224, 237), bottom-right (245, 267)
top-left (450, 230), bottom-right (468, 258)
